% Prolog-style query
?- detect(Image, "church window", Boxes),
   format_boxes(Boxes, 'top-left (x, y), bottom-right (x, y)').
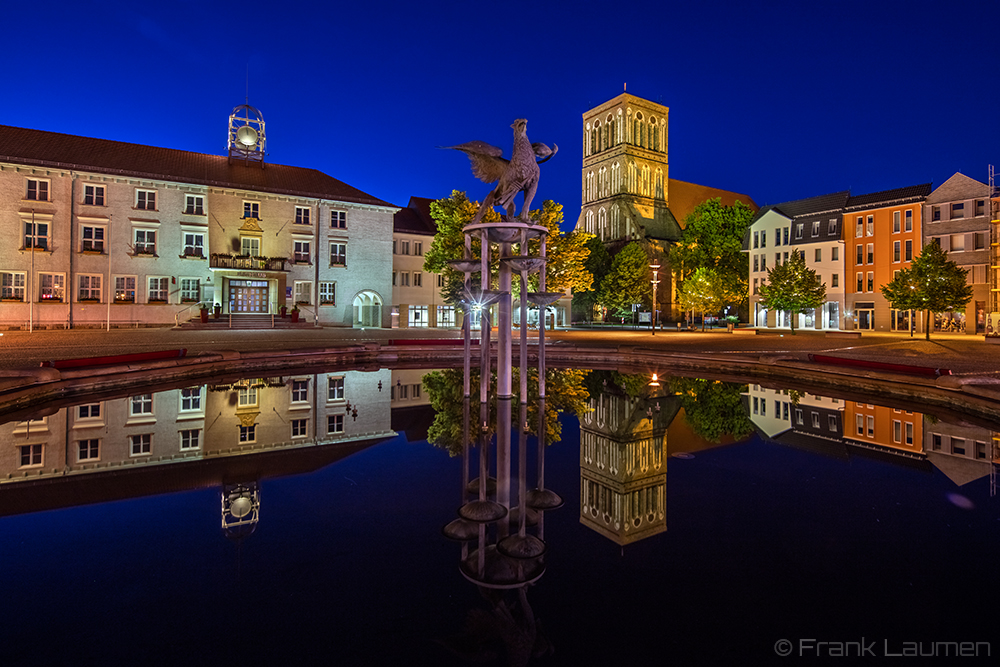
top-left (593, 121), bottom-right (601, 152)
top-left (598, 208), bottom-right (607, 241)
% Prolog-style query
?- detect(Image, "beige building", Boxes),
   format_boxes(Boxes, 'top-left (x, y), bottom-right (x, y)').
top-left (0, 105), bottom-right (395, 329)
top-left (391, 197), bottom-right (454, 328)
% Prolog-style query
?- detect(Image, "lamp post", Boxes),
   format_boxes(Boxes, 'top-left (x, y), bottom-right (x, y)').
top-left (649, 261), bottom-right (660, 336)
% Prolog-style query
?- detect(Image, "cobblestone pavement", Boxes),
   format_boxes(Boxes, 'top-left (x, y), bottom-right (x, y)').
top-left (1, 325), bottom-right (999, 377)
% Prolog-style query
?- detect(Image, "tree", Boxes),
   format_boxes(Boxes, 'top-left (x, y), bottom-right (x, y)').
top-left (596, 241), bottom-right (649, 320)
top-left (423, 191), bottom-right (593, 307)
top-left (880, 242), bottom-right (973, 340)
top-left (668, 198), bottom-right (756, 309)
top-left (676, 267), bottom-right (725, 330)
top-left (572, 236), bottom-right (611, 321)
top-left (758, 250), bottom-right (826, 334)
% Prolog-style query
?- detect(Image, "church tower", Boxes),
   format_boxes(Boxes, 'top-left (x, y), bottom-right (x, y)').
top-left (576, 93), bottom-right (678, 246)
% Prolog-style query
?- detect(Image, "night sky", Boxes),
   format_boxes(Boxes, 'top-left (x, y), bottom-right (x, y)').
top-left (6, 0), bottom-right (999, 231)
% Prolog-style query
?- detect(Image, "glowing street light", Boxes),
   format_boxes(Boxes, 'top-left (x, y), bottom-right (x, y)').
top-left (650, 262), bottom-right (661, 336)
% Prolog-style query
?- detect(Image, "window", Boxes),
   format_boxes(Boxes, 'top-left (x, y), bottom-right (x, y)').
top-left (412, 384), bottom-right (421, 399)
top-left (775, 229), bottom-right (781, 246)
top-left (401, 240), bottom-right (410, 255)
top-left (867, 415), bottom-right (874, 437)
top-left (20, 444), bottom-right (42, 468)
top-left (828, 219), bottom-right (838, 236)
top-left (135, 190), bottom-right (156, 210)
top-left (866, 244), bottom-right (874, 264)
top-left (856, 218), bottom-right (863, 238)
top-left (811, 412), bottom-right (820, 428)
top-left (975, 232), bottom-right (986, 250)
top-left (409, 305), bottom-right (428, 327)
top-left (867, 272), bottom-right (874, 292)
top-left (905, 239), bottom-right (912, 261)
top-left (828, 415), bottom-right (837, 432)
top-left (115, 276), bottom-right (136, 303)
top-left (413, 272), bottom-right (422, 287)
top-left (753, 231), bottom-right (759, 248)
top-left (134, 229), bottom-right (156, 255)
top-left (811, 221), bottom-right (819, 237)
top-left (83, 184), bottom-right (105, 206)
top-left (814, 248), bottom-right (821, 262)
top-left (130, 394), bottom-right (153, 416)
top-left (976, 200), bottom-right (985, 217)
top-left (856, 414), bottom-right (864, 435)
top-left (414, 242), bottom-right (423, 256)
top-left (239, 425), bottom-right (256, 443)
top-left (180, 278), bottom-right (200, 302)
top-left (148, 277), bottom-right (168, 302)
top-left (950, 234), bottom-right (965, 252)
top-left (976, 441), bottom-right (987, 459)
top-left (932, 434), bottom-right (942, 450)
top-left (893, 241), bottom-right (900, 262)
top-left (795, 408), bottom-right (803, 425)
top-left (905, 422), bottom-right (913, 445)
top-left (760, 401), bottom-right (766, 417)
top-left (294, 281), bottom-right (312, 304)
top-left (972, 265), bottom-right (988, 283)
top-left (26, 178), bottom-right (49, 201)
top-left (775, 253), bottom-right (780, 266)
top-left (180, 429), bottom-right (200, 450)
top-left (392, 240), bottom-right (397, 255)
top-left (856, 245), bottom-right (863, 265)
top-left (753, 278), bottom-right (758, 294)
top-left (831, 274), bottom-right (839, 288)
top-left (130, 434), bottom-right (151, 456)
top-left (2, 272), bottom-right (26, 301)
top-left (330, 243), bottom-right (346, 266)
top-left (760, 255), bottom-right (766, 270)
top-left (328, 376), bottom-right (345, 401)
top-left (753, 255), bottom-right (759, 272)
top-left (856, 272), bottom-right (863, 292)
top-left (183, 232), bottom-right (205, 257)
top-left (78, 274), bottom-right (101, 301)
top-left (893, 420), bottom-right (901, 443)
top-left (24, 220), bottom-right (48, 250)
top-left (893, 211), bottom-right (900, 233)
top-left (292, 379), bottom-right (309, 402)
top-left (831, 247), bottom-right (839, 261)
top-left (319, 282), bottom-right (336, 305)
top-left (783, 227), bottom-right (789, 244)
top-left (331, 210), bottom-right (346, 228)
top-left (292, 419), bottom-right (308, 438)
top-left (78, 439), bottom-right (100, 462)
top-left (238, 386), bottom-right (258, 407)
top-left (184, 195), bottom-right (205, 215)
top-left (904, 210), bottom-right (912, 231)
top-left (243, 201), bottom-right (259, 219)
top-left (753, 397), bottom-right (759, 414)
top-left (866, 216), bottom-right (874, 235)
top-left (932, 206), bottom-right (940, 221)
top-left (951, 202), bottom-right (964, 219)
top-left (294, 240), bottom-right (311, 263)
top-left (795, 223), bottom-right (803, 239)
top-left (77, 402), bottom-right (101, 421)
top-left (328, 414), bottom-right (344, 434)
top-left (438, 305), bottom-right (456, 326)
top-left (295, 206), bottom-right (311, 225)
top-left (180, 387), bottom-right (202, 411)
top-left (761, 231), bottom-right (766, 248)
top-left (82, 225), bottom-right (105, 253)
top-left (399, 272), bottom-right (410, 287)
top-left (241, 236), bottom-right (260, 256)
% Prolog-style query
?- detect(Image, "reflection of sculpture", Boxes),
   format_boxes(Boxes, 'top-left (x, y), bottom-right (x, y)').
top-left (445, 119), bottom-right (558, 224)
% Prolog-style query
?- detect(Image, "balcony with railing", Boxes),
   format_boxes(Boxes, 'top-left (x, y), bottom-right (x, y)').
top-left (210, 253), bottom-right (288, 271)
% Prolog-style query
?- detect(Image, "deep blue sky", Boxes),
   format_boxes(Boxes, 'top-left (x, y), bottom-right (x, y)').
top-left (5, 0), bottom-right (999, 231)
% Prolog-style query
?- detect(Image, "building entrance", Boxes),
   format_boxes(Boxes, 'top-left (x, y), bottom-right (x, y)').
top-left (229, 280), bottom-right (269, 313)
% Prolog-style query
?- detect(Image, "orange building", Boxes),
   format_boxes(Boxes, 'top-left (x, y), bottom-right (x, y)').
top-left (843, 401), bottom-right (923, 457)
top-left (844, 184), bottom-right (932, 331)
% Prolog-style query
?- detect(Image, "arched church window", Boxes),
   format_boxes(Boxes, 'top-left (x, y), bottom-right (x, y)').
top-left (634, 112), bottom-right (643, 147)
top-left (617, 109), bottom-right (624, 144)
top-left (598, 208), bottom-right (607, 241)
top-left (611, 205), bottom-right (620, 238)
top-left (584, 123), bottom-right (591, 157)
top-left (655, 169), bottom-right (664, 199)
top-left (593, 121), bottom-right (601, 153)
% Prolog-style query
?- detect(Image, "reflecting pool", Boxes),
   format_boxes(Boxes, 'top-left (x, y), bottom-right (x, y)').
top-left (0, 367), bottom-right (997, 665)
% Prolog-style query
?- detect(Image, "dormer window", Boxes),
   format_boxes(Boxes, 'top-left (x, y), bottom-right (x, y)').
top-left (243, 201), bottom-right (259, 219)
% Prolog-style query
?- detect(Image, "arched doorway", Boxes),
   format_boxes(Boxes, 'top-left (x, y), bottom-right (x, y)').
top-left (353, 291), bottom-right (382, 328)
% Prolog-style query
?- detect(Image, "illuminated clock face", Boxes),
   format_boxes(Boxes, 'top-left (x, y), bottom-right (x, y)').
top-left (236, 125), bottom-right (259, 147)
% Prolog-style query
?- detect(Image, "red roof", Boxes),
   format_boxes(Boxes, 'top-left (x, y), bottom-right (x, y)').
top-left (0, 124), bottom-right (393, 207)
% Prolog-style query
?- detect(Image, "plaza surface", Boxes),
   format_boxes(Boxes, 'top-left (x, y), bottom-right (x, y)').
top-left (0, 324), bottom-right (998, 377)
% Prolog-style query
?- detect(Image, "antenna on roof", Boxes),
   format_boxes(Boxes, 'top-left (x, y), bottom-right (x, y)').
top-left (246, 64), bottom-right (249, 105)
top-left (624, 82), bottom-right (627, 93)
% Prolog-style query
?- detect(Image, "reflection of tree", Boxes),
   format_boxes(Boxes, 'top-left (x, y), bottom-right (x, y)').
top-left (425, 368), bottom-right (590, 455)
top-left (437, 586), bottom-right (553, 665)
top-left (669, 377), bottom-right (754, 443)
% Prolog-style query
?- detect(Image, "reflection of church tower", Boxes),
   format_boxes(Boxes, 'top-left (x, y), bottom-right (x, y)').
top-left (577, 93), bottom-right (673, 246)
top-left (579, 381), bottom-right (676, 544)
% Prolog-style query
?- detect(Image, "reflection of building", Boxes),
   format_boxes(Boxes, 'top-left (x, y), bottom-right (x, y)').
top-left (0, 106), bottom-right (395, 329)
top-left (923, 421), bottom-right (997, 487)
top-left (575, 92), bottom-right (757, 321)
top-left (390, 368), bottom-right (436, 442)
top-left (843, 401), bottom-right (922, 457)
top-left (0, 370), bottom-right (395, 515)
top-left (579, 383), bottom-right (674, 544)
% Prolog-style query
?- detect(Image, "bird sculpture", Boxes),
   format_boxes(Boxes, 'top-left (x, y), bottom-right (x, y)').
top-left (444, 119), bottom-right (557, 224)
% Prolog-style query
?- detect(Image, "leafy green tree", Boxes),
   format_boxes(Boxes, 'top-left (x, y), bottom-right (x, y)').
top-left (423, 191), bottom-right (593, 306)
top-left (596, 241), bottom-right (649, 319)
top-left (668, 198), bottom-right (756, 308)
top-left (572, 236), bottom-right (611, 321)
top-left (881, 242), bottom-right (973, 340)
top-left (758, 250), bottom-right (826, 334)
top-left (676, 267), bottom-right (725, 330)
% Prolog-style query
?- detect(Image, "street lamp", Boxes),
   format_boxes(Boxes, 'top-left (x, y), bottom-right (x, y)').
top-left (650, 262), bottom-right (661, 336)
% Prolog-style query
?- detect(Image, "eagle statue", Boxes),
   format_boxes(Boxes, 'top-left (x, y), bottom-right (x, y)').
top-left (444, 119), bottom-right (557, 224)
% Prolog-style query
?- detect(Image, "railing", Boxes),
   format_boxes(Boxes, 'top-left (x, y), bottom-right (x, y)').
top-left (174, 302), bottom-right (201, 327)
top-left (296, 304), bottom-right (318, 326)
top-left (210, 254), bottom-right (287, 271)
